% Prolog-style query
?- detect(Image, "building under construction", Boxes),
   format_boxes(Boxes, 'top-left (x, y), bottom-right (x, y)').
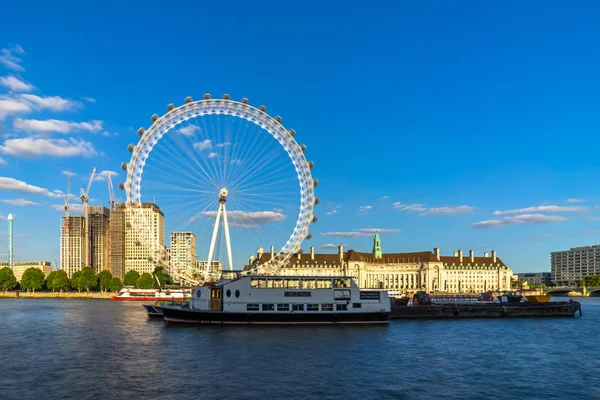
top-left (61, 216), bottom-right (87, 277)
top-left (86, 205), bottom-right (110, 275)
top-left (109, 204), bottom-right (126, 281)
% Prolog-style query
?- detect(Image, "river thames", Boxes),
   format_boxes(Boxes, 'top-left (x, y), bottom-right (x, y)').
top-left (1, 297), bottom-right (598, 400)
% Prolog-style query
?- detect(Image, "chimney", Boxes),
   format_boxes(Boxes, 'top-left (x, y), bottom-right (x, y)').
top-left (453, 251), bottom-right (458, 257)
top-left (258, 247), bottom-right (264, 259)
top-left (270, 245), bottom-right (275, 259)
top-left (297, 250), bottom-right (301, 260)
top-left (434, 247), bottom-right (440, 261)
top-left (492, 250), bottom-right (497, 263)
top-left (484, 252), bottom-right (489, 257)
top-left (249, 254), bottom-right (255, 265)
top-left (458, 249), bottom-right (463, 263)
top-left (310, 246), bottom-right (315, 260)
top-left (338, 245), bottom-right (344, 264)
top-left (469, 250), bottom-right (474, 262)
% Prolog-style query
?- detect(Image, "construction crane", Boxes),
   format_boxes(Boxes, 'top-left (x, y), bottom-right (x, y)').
top-left (64, 171), bottom-right (71, 228)
top-left (105, 171), bottom-right (116, 274)
top-left (106, 171), bottom-right (116, 211)
top-left (80, 167), bottom-right (97, 214)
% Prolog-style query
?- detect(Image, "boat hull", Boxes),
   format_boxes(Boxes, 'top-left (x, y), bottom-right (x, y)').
top-left (143, 304), bottom-right (164, 318)
top-left (161, 306), bottom-right (390, 325)
top-left (113, 296), bottom-right (187, 301)
top-left (525, 295), bottom-right (552, 303)
top-left (391, 301), bottom-right (581, 319)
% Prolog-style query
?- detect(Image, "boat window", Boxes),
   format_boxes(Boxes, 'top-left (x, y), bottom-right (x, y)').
top-left (284, 279), bottom-right (300, 289)
top-left (235, 290), bottom-right (240, 298)
top-left (292, 304), bottom-right (304, 311)
top-left (302, 279), bottom-right (317, 289)
top-left (277, 304), bottom-right (290, 311)
top-left (247, 304), bottom-right (259, 311)
top-left (333, 279), bottom-right (351, 288)
top-left (336, 304), bottom-right (348, 311)
top-left (262, 304), bottom-right (275, 311)
top-left (317, 279), bottom-right (332, 289)
top-left (226, 289), bottom-right (231, 298)
top-left (196, 290), bottom-right (201, 298)
top-left (334, 289), bottom-right (351, 300)
top-left (322, 304), bottom-right (334, 311)
top-left (307, 304), bottom-right (319, 311)
top-left (352, 303), bottom-right (362, 309)
top-left (251, 278), bottom-right (267, 288)
top-left (268, 279), bottom-right (283, 288)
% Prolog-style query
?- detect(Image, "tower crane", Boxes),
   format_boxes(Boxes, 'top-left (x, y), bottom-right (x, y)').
top-left (64, 171), bottom-right (71, 228)
top-left (105, 171), bottom-right (117, 274)
top-left (80, 167), bottom-right (97, 215)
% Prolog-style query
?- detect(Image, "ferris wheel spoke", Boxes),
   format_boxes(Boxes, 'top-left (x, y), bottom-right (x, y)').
top-left (225, 122), bottom-right (276, 186)
top-left (146, 142), bottom-right (215, 190)
top-left (228, 147), bottom-right (292, 191)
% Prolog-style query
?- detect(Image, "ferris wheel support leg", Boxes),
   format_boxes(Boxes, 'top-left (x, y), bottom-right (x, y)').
top-left (206, 205), bottom-right (223, 276)
top-left (222, 203), bottom-right (234, 271)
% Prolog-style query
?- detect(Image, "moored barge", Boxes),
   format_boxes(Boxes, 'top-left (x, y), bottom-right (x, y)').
top-left (160, 273), bottom-right (391, 325)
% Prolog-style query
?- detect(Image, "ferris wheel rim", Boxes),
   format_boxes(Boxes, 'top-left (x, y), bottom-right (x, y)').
top-left (122, 96), bottom-right (316, 276)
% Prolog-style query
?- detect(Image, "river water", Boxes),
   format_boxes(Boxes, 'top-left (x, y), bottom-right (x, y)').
top-left (1, 297), bottom-right (599, 400)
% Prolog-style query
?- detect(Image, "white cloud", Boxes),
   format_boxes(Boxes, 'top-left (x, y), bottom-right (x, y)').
top-left (216, 142), bottom-right (231, 148)
top-left (394, 202), bottom-right (473, 215)
top-left (319, 244), bottom-right (349, 249)
top-left (208, 152), bottom-right (219, 159)
top-left (326, 203), bottom-right (341, 215)
top-left (472, 214), bottom-right (568, 228)
top-left (192, 210), bottom-right (286, 228)
top-left (537, 233), bottom-right (551, 237)
top-left (422, 205), bottom-right (474, 215)
top-left (0, 46), bottom-right (25, 71)
top-left (93, 170), bottom-right (118, 181)
top-left (19, 94), bottom-right (81, 112)
top-left (0, 198), bottom-right (41, 206)
top-left (566, 198), bottom-right (585, 203)
top-left (393, 202), bottom-right (427, 212)
top-left (193, 139), bottom-right (212, 151)
top-left (0, 177), bottom-right (63, 198)
top-left (585, 230), bottom-right (600, 235)
top-left (358, 205), bottom-right (372, 213)
top-left (230, 159), bottom-right (242, 165)
top-left (321, 228), bottom-right (400, 237)
top-left (82, 97), bottom-right (96, 103)
top-left (0, 137), bottom-right (98, 158)
top-left (493, 205), bottom-right (585, 215)
top-left (381, 196), bottom-right (389, 200)
top-left (101, 131), bottom-right (118, 137)
top-left (52, 203), bottom-right (84, 213)
top-left (0, 97), bottom-right (31, 120)
top-left (179, 125), bottom-right (199, 136)
top-left (0, 76), bottom-right (35, 92)
top-left (13, 118), bottom-right (103, 134)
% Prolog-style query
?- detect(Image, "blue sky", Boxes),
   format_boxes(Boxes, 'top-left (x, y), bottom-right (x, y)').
top-left (1, 1), bottom-right (600, 272)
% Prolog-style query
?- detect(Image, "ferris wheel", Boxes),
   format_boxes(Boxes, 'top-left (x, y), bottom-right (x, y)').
top-left (119, 94), bottom-right (318, 285)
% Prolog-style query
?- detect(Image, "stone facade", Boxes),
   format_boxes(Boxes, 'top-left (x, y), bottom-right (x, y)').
top-left (249, 237), bottom-right (513, 295)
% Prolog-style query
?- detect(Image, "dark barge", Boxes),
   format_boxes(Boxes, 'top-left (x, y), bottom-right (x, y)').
top-left (391, 299), bottom-right (582, 319)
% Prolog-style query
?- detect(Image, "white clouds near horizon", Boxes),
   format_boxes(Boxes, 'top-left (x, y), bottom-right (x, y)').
top-left (493, 205), bottom-right (586, 215)
top-left (13, 118), bottom-right (103, 134)
top-left (472, 214), bottom-right (568, 228)
top-left (321, 228), bottom-right (400, 237)
top-left (393, 202), bottom-right (473, 215)
top-left (0, 76), bottom-right (35, 92)
top-left (0, 137), bottom-right (98, 158)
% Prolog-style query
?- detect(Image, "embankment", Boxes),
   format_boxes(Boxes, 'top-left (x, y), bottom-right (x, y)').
top-left (0, 292), bottom-right (114, 299)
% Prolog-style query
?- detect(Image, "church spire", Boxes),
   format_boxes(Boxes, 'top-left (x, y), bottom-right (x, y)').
top-left (373, 232), bottom-right (382, 259)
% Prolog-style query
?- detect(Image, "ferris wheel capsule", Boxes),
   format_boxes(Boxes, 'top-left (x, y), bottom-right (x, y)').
top-left (312, 216), bottom-right (318, 223)
top-left (300, 144), bottom-right (307, 152)
top-left (204, 93), bottom-right (211, 99)
top-left (275, 116), bottom-right (282, 123)
top-left (308, 161), bottom-right (314, 169)
top-left (138, 128), bottom-right (145, 136)
top-left (241, 98), bottom-right (249, 104)
top-left (289, 129), bottom-right (296, 137)
top-left (313, 179), bottom-right (319, 187)
top-left (314, 197), bottom-right (320, 205)
top-left (185, 96), bottom-right (193, 103)
top-left (151, 114), bottom-right (159, 122)
top-left (121, 162), bottom-right (128, 171)
top-left (167, 104), bottom-right (174, 111)
top-left (118, 182), bottom-right (125, 190)
top-left (259, 105), bottom-right (266, 112)
top-left (306, 233), bottom-right (312, 239)
top-left (127, 144), bottom-right (135, 152)
top-left (223, 94), bottom-right (230, 100)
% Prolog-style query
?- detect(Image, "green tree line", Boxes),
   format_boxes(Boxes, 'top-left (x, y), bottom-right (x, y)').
top-left (577, 275), bottom-right (600, 287)
top-left (0, 266), bottom-right (172, 293)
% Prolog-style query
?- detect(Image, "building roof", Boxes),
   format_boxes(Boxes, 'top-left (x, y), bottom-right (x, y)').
top-left (439, 255), bottom-right (506, 267)
top-left (345, 249), bottom-right (439, 263)
top-left (256, 252), bottom-right (343, 265)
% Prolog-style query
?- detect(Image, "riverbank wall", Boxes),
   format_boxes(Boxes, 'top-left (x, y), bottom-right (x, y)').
top-left (0, 292), bottom-right (114, 299)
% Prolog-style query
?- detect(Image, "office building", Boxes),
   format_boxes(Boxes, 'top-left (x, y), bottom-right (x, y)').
top-left (170, 232), bottom-right (196, 277)
top-left (86, 206), bottom-right (110, 274)
top-left (61, 216), bottom-right (87, 277)
top-left (124, 203), bottom-right (165, 275)
top-left (551, 245), bottom-right (600, 286)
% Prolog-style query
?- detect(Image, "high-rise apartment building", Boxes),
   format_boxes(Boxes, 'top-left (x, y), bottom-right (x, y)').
top-left (109, 204), bottom-right (126, 281)
top-left (170, 232), bottom-right (196, 277)
top-left (61, 216), bottom-right (87, 277)
top-left (551, 245), bottom-right (600, 286)
top-left (124, 203), bottom-right (165, 275)
top-left (86, 206), bottom-right (110, 274)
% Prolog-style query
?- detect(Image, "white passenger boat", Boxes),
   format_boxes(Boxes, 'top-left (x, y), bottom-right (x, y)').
top-left (160, 272), bottom-right (391, 325)
top-left (112, 287), bottom-right (191, 301)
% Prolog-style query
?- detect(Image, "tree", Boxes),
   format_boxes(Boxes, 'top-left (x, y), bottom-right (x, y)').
top-left (80, 267), bottom-right (98, 293)
top-left (153, 266), bottom-right (172, 287)
top-left (20, 268), bottom-right (46, 292)
top-left (71, 270), bottom-right (83, 293)
top-left (0, 267), bottom-right (18, 292)
top-left (136, 273), bottom-right (155, 289)
top-left (52, 270), bottom-right (70, 293)
top-left (46, 270), bottom-right (58, 292)
top-left (109, 277), bottom-right (123, 292)
top-left (98, 270), bottom-right (113, 293)
top-left (124, 270), bottom-right (140, 287)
